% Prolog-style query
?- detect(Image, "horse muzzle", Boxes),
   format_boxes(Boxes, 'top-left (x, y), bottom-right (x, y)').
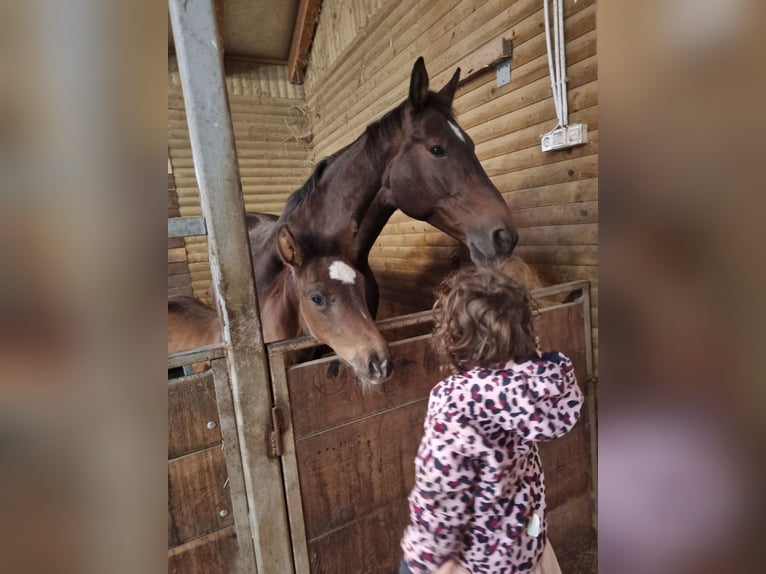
top-left (364, 350), bottom-right (393, 385)
top-left (467, 225), bottom-right (518, 263)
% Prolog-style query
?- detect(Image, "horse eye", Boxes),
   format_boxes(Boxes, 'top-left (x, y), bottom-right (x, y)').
top-left (309, 293), bottom-right (326, 306)
top-left (429, 145), bottom-right (445, 157)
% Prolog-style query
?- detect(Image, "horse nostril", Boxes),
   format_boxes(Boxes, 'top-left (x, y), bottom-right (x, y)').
top-left (367, 353), bottom-right (392, 381)
top-left (492, 227), bottom-right (517, 255)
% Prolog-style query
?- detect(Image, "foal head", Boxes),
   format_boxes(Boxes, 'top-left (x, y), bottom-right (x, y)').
top-left (275, 225), bottom-right (392, 386)
top-left (376, 57), bottom-right (518, 263)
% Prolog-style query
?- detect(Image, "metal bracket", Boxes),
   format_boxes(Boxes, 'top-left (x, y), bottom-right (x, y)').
top-left (269, 406), bottom-right (283, 458)
top-left (496, 60), bottom-right (511, 88)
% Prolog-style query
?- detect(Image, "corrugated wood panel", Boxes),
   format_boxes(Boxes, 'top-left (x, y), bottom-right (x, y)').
top-left (168, 57), bottom-right (313, 303)
top-left (305, 0), bottom-right (598, 371)
top-left (168, 446), bottom-right (235, 548)
top-left (284, 302), bottom-right (594, 572)
top-left (169, 55), bottom-right (306, 99)
top-left (168, 169), bottom-right (194, 298)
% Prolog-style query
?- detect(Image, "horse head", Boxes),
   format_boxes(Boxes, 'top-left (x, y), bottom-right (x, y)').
top-left (275, 224), bottom-right (392, 386)
top-left (380, 57), bottom-right (518, 263)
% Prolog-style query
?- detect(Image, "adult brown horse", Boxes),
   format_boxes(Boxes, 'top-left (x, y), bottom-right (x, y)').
top-left (247, 57), bottom-right (518, 316)
top-left (168, 223), bottom-right (392, 386)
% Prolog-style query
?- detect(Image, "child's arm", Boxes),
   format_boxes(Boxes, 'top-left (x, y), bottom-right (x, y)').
top-left (507, 351), bottom-right (583, 441)
top-left (402, 400), bottom-right (482, 573)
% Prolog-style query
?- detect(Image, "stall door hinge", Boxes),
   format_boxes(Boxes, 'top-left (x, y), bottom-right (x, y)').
top-left (269, 406), bottom-right (283, 458)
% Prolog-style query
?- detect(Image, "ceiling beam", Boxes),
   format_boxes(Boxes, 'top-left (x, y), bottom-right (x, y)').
top-left (215, 0), bottom-right (226, 45)
top-left (288, 0), bottom-right (321, 84)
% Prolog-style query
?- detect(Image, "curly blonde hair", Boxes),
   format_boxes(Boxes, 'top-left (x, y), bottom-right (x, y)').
top-left (432, 265), bottom-right (537, 371)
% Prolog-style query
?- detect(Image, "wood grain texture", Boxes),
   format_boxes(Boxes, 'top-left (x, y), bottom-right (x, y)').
top-left (168, 371), bottom-right (222, 459)
top-left (168, 526), bottom-right (239, 574)
top-left (286, 334), bottom-right (448, 438)
top-left (168, 446), bottom-right (234, 547)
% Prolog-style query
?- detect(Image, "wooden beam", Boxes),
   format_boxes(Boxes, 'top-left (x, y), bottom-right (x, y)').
top-left (215, 0), bottom-right (225, 46)
top-left (168, 0), bottom-right (294, 570)
top-left (288, 0), bottom-right (321, 84)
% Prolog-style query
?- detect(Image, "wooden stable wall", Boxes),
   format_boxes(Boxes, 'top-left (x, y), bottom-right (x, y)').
top-left (168, 158), bottom-right (194, 298)
top-left (168, 57), bottom-right (314, 303)
top-left (304, 0), bottom-right (598, 370)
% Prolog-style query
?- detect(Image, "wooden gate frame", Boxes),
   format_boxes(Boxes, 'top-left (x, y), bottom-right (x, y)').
top-left (169, 0), bottom-right (293, 571)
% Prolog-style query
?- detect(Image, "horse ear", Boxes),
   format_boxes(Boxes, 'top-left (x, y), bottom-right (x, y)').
top-left (438, 67), bottom-right (461, 104)
top-left (409, 57), bottom-right (429, 109)
top-left (276, 225), bottom-right (303, 267)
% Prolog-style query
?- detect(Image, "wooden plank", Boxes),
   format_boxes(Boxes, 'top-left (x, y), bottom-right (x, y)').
top-left (168, 446), bottom-right (234, 547)
top-left (168, 261), bottom-right (191, 276)
top-left (495, 155), bottom-right (598, 194)
top-left (306, 499), bottom-right (408, 574)
top-left (169, 285), bottom-right (194, 298)
top-left (168, 371), bottom-right (222, 459)
top-left (168, 274), bottom-right (195, 290)
top-left (168, 236), bottom-right (186, 250)
top-left (507, 177), bottom-right (598, 210)
top-left (513, 244), bottom-right (598, 266)
top-left (168, 247), bottom-right (188, 263)
top-left (529, 264), bottom-right (598, 285)
top-left (512, 200), bottom-right (598, 228)
top-left (295, 400), bottom-right (428, 540)
top-left (545, 494), bottom-right (594, 560)
top-left (286, 335), bottom-right (448, 438)
top-left (168, 526), bottom-right (238, 574)
top-left (210, 360), bottom-right (258, 574)
top-left (269, 351), bottom-right (311, 573)
top-left (288, 0), bottom-right (322, 84)
top-left (519, 222), bottom-right (598, 246)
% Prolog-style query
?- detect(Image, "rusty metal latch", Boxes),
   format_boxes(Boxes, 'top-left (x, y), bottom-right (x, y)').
top-left (269, 406), bottom-right (283, 458)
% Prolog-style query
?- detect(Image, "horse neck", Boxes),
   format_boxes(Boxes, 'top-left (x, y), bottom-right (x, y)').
top-left (289, 129), bottom-right (401, 241)
top-left (350, 188), bottom-right (397, 263)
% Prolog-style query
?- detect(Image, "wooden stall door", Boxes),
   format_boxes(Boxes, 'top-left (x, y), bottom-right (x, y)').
top-left (168, 364), bottom-right (258, 574)
top-left (278, 293), bottom-right (596, 573)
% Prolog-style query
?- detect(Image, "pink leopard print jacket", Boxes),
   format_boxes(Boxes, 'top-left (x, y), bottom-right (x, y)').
top-left (401, 351), bottom-right (583, 573)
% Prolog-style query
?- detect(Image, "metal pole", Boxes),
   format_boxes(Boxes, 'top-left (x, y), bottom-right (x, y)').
top-left (168, 1), bottom-right (294, 571)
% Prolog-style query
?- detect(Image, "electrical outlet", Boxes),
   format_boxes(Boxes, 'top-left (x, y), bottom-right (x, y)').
top-left (541, 123), bottom-right (588, 152)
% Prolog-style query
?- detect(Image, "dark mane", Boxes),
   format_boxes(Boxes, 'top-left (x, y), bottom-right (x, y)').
top-left (278, 157), bottom-right (334, 222)
top-left (292, 230), bottom-right (344, 260)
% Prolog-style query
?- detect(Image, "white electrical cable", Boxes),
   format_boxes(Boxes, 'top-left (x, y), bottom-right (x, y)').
top-left (543, 0), bottom-right (562, 126)
top-left (544, 0), bottom-right (568, 128)
top-left (557, 0), bottom-right (568, 125)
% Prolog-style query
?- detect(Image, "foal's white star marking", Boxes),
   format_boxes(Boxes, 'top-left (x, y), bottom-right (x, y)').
top-left (448, 121), bottom-right (465, 143)
top-left (329, 260), bottom-right (356, 284)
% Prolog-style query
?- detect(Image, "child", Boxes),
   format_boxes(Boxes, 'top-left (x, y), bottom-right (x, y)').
top-left (400, 266), bottom-right (583, 574)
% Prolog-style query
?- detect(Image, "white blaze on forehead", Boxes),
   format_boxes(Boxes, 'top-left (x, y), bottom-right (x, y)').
top-left (329, 260), bottom-right (356, 284)
top-left (448, 121), bottom-right (465, 143)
